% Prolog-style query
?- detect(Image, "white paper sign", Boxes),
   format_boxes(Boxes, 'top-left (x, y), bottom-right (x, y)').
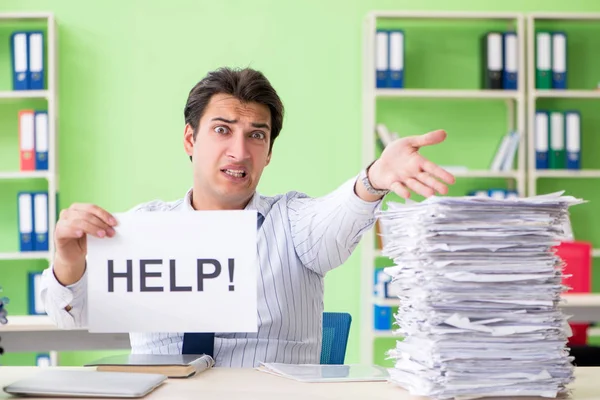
top-left (86, 210), bottom-right (258, 333)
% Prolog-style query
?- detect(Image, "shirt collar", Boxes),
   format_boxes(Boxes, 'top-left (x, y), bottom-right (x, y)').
top-left (182, 188), bottom-right (267, 220)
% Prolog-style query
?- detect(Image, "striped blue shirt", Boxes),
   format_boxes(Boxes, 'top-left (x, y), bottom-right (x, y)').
top-left (40, 175), bottom-right (381, 367)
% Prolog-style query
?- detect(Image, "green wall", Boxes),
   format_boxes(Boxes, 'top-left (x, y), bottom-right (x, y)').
top-left (2, 0), bottom-right (600, 367)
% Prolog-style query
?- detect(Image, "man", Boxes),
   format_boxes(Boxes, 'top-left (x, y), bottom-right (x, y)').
top-left (40, 67), bottom-right (455, 368)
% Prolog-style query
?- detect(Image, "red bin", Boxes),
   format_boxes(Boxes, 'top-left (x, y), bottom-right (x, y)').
top-left (554, 241), bottom-right (592, 345)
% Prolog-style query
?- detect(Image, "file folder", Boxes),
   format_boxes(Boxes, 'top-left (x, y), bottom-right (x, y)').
top-left (28, 32), bottom-right (44, 90)
top-left (549, 111), bottom-right (565, 169)
top-left (502, 32), bottom-right (518, 90)
top-left (19, 110), bottom-right (35, 171)
top-left (18, 192), bottom-right (34, 252)
top-left (11, 32), bottom-right (28, 90)
top-left (35, 111), bottom-right (49, 170)
top-left (388, 30), bottom-right (404, 88)
top-left (28, 271), bottom-right (46, 315)
top-left (535, 111), bottom-right (549, 169)
top-left (33, 191), bottom-right (49, 251)
top-left (374, 305), bottom-right (391, 330)
top-left (552, 32), bottom-right (567, 90)
top-left (565, 111), bottom-right (581, 170)
top-left (482, 32), bottom-right (503, 89)
top-left (36, 354), bottom-right (51, 367)
top-left (375, 30), bottom-right (388, 88)
top-left (488, 189), bottom-right (506, 200)
top-left (536, 32), bottom-right (552, 89)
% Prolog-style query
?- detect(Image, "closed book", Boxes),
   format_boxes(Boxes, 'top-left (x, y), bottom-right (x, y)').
top-left (85, 354), bottom-right (214, 378)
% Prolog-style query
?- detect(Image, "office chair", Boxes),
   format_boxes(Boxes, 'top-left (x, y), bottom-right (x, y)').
top-left (320, 312), bottom-right (352, 365)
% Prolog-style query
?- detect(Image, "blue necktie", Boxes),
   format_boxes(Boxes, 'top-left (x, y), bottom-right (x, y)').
top-left (182, 332), bottom-right (214, 356)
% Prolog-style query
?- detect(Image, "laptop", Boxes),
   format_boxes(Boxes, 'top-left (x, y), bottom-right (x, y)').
top-left (3, 369), bottom-right (167, 398)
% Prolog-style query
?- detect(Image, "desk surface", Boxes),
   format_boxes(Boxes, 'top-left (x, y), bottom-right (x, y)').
top-left (0, 366), bottom-right (600, 400)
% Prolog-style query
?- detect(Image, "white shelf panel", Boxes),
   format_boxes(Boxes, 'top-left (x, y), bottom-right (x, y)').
top-left (452, 170), bottom-right (519, 179)
top-left (534, 90), bottom-right (600, 99)
top-left (373, 330), bottom-right (399, 338)
top-left (0, 171), bottom-right (52, 180)
top-left (373, 297), bottom-right (400, 307)
top-left (0, 252), bottom-right (51, 261)
top-left (0, 90), bottom-right (49, 99)
top-left (375, 89), bottom-right (520, 100)
top-left (533, 170), bottom-right (600, 179)
top-left (371, 11), bottom-right (522, 20)
top-left (530, 13), bottom-right (600, 21)
top-left (0, 13), bottom-right (52, 21)
top-left (0, 315), bottom-right (56, 332)
top-left (593, 249), bottom-right (600, 258)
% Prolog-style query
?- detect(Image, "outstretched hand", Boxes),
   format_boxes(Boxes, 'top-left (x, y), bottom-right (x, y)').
top-left (368, 130), bottom-right (456, 199)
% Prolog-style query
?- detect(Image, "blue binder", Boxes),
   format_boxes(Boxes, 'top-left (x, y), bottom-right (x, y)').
top-left (388, 30), bottom-right (404, 88)
top-left (28, 271), bottom-right (46, 315)
top-left (552, 32), bottom-right (567, 89)
top-left (375, 30), bottom-right (389, 88)
top-left (18, 192), bottom-right (34, 251)
top-left (33, 191), bottom-right (49, 251)
top-left (374, 304), bottom-right (391, 330)
top-left (11, 31), bottom-right (29, 90)
top-left (35, 111), bottom-right (49, 170)
top-left (565, 110), bottom-right (581, 170)
top-left (535, 110), bottom-right (550, 169)
top-left (36, 353), bottom-right (51, 366)
top-left (28, 32), bottom-right (44, 90)
top-left (502, 32), bottom-right (518, 90)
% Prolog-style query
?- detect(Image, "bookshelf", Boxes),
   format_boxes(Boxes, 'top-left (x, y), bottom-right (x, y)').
top-left (0, 13), bottom-right (58, 359)
top-left (361, 10), bottom-right (526, 365)
top-left (526, 13), bottom-right (600, 259)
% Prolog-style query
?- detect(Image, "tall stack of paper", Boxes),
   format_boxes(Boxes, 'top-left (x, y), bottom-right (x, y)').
top-left (377, 191), bottom-right (583, 400)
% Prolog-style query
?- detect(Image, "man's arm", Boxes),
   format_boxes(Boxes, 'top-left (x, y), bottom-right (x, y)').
top-left (40, 264), bottom-right (88, 328)
top-left (288, 174), bottom-right (383, 275)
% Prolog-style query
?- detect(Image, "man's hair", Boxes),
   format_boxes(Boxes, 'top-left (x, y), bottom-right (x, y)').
top-left (184, 67), bottom-right (284, 160)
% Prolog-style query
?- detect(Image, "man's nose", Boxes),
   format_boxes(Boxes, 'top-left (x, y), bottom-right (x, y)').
top-left (227, 134), bottom-right (250, 160)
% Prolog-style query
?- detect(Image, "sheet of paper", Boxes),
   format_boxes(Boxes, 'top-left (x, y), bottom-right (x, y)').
top-left (376, 192), bottom-right (583, 399)
top-left (86, 210), bottom-right (258, 333)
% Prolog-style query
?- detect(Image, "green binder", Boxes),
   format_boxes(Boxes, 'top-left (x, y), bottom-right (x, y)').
top-left (549, 111), bottom-right (565, 169)
top-left (536, 31), bottom-right (552, 89)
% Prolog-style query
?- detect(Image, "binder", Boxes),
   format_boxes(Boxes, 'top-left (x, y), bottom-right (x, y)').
top-left (18, 192), bottom-right (34, 252)
top-left (549, 111), bottom-right (566, 169)
top-left (506, 190), bottom-right (519, 200)
top-left (536, 32), bottom-right (552, 89)
top-left (552, 32), bottom-right (567, 89)
top-left (388, 30), bottom-right (404, 88)
top-left (565, 111), bottom-right (581, 170)
top-left (28, 271), bottom-right (46, 315)
top-left (502, 32), bottom-right (518, 90)
top-left (535, 111), bottom-right (549, 169)
top-left (19, 110), bottom-right (35, 171)
top-left (501, 131), bottom-right (519, 171)
top-left (33, 191), bottom-right (49, 251)
top-left (482, 32), bottom-right (503, 89)
top-left (374, 305), bottom-right (391, 330)
top-left (36, 354), bottom-right (51, 367)
top-left (35, 111), bottom-right (49, 170)
top-left (375, 30), bottom-right (388, 88)
top-left (11, 31), bottom-right (28, 90)
top-left (488, 189), bottom-right (506, 200)
top-left (28, 32), bottom-right (44, 90)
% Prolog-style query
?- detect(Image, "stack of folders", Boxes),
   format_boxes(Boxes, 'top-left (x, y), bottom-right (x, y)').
top-left (19, 110), bottom-right (49, 171)
top-left (377, 192), bottom-right (583, 399)
top-left (481, 31), bottom-right (518, 90)
top-left (535, 31), bottom-right (567, 89)
top-left (375, 29), bottom-right (404, 88)
top-left (11, 31), bottom-right (45, 90)
top-left (535, 110), bottom-right (580, 170)
top-left (18, 191), bottom-right (49, 252)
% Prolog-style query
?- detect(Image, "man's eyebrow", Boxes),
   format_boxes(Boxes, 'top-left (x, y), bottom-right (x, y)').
top-left (211, 117), bottom-right (270, 130)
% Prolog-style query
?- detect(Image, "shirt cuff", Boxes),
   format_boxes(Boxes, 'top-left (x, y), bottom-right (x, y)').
top-left (344, 174), bottom-right (384, 216)
top-left (45, 263), bottom-right (87, 309)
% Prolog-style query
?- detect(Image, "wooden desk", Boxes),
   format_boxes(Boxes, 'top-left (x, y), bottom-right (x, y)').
top-left (0, 366), bottom-right (599, 400)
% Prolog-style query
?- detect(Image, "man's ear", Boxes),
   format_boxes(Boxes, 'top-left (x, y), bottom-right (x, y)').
top-left (184, 123), bottom-right (195, 158)
top-left (266, 151), bottom-right (272, 166)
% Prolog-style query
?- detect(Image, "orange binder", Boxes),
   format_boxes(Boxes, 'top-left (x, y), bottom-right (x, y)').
top-left (19, 110), bottom-right (35, 171)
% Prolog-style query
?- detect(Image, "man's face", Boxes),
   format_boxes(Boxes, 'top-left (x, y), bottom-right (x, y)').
top-left (184, 93), bottom-right (272, 208)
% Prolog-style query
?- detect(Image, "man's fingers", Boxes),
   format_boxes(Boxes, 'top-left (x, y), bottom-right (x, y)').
top-left (69, 209), bottom-right (116, 237)
top-left (417, 172), bottom-right (448, 195)
top-left (421, 159), bottom-right (456, 185)
top-left (57, 218), bottom-right (110, 239)
top-left (405, 178), bottom-right (435, 198)
top-left (407, 130), bottom-right (447, 149)
top-left (70, 203), bottom-right (117, 227)
top-left (390, 181), bottom-right (411, 199)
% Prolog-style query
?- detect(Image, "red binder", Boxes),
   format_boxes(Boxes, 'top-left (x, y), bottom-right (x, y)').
top-left (19, 110), bottom-right (35, 171)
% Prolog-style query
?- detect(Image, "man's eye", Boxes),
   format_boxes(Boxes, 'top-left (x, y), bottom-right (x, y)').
top-left (252, 132), bottom-right (265, 139)
top-left (215, 126), bottom-right (229, 134)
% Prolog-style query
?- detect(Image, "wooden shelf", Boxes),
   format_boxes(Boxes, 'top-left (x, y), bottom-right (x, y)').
top-left (375, 89), bottom-right (520, 100)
